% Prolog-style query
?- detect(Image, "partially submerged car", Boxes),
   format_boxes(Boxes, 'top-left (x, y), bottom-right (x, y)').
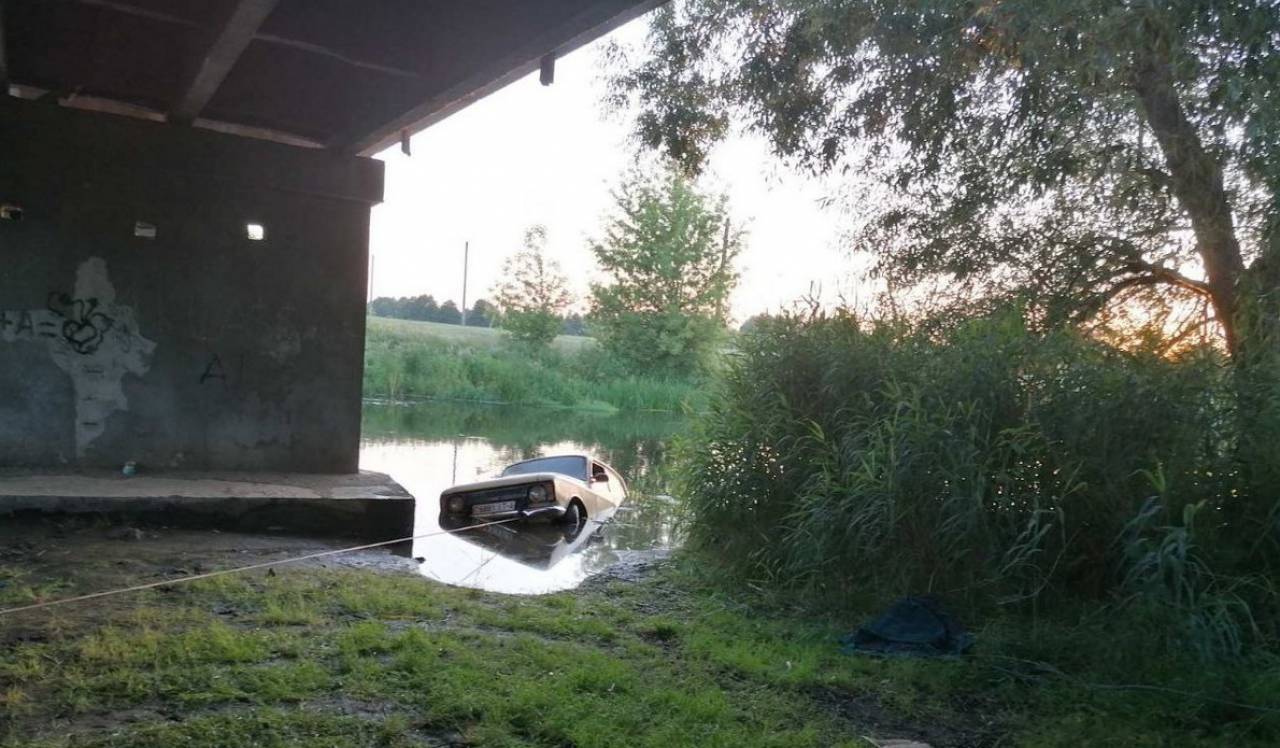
top-left (439, 454), bottom-right (627, 525)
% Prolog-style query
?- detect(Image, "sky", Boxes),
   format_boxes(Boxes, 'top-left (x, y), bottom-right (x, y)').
top-left (368, 16), bottom-right (856, 324)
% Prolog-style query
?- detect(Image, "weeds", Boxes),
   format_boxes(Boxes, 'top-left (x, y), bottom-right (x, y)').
top-left (677, 308), bottom-right (1280, 660)
top-left (363, 317), bottom-right (704, 412)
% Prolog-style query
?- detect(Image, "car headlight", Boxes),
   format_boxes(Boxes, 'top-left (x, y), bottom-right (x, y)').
top-left (447, 496), bottom-right (466, 513)
top-left (528, 484), bottom-right (548, 502)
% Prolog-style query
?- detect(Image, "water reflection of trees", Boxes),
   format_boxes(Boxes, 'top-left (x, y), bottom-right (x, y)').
top-left (363, 401), bottom-right (685, 451)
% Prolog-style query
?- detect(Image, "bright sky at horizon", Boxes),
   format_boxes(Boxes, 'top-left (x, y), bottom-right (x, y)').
top-left (369, 17), bottom-right (859, 324)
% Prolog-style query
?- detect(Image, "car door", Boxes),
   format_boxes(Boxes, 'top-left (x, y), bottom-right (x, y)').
top-left (587, 461), bottom-right (616, 512)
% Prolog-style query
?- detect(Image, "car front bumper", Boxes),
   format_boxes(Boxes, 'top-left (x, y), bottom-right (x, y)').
top-left (518, 505), bottom-right (567, 521)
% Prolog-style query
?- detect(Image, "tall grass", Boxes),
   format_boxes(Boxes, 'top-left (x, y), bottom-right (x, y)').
top-left (678, 308), bottom-right (1280, 658)
top-left (363, 317), bottom-right (704, 412)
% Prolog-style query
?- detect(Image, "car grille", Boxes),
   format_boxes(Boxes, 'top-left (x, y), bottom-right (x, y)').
top-left (462, 486), bottom-right (529, 505)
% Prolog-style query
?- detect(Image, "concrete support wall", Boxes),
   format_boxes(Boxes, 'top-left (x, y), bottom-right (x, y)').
top-left (0, 100), bottom-right (384, 472)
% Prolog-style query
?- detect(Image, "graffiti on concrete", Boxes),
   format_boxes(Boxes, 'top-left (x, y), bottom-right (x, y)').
top-left (46, 292), bottom-right (116, 354)
top-left (1, 258), bottom-right (156, 456)
top-left (200, 354), bottom-right (227, 384)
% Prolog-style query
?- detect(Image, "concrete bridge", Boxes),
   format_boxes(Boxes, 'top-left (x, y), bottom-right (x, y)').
top-left (0, 0), bottom-right (660, 532)
top-left (0, 0), bottom-right (658, 471)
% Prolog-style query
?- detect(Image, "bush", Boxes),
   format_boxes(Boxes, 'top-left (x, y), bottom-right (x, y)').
top-left (499, 310), bottom-right (563, 348)
top-left (678, 308), bottom-right (1279, 656)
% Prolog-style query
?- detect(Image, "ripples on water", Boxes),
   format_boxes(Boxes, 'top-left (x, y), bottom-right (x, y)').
top-left (359, 400), bottom-right (687, 594)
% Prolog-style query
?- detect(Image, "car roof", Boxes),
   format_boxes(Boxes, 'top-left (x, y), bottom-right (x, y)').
top-left (505, 453), bottom-right (617, 472)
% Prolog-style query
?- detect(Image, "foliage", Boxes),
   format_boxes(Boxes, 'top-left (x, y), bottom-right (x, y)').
top-left (738, 313), bottom-right (772, 334)
top-left (610, 0), bottom-right (1280, 357)
top-left (368, 294), bottom-right (496, 328)
top-left (467, 298), bottom-right (498, 328)
top-left (562, 312), bottom-right (588, 336)
top-left (677, 308), bottom-right (1280, 658)
top-left (589, 169), bottom-right (742, 377)
top-left (363, 316), bottom-right (701, 412)
top-left (436, 300), bottom-right (462, 326)
top-left (494, 225), bottom-right (574, 347)
top-left (362, 400), bottom-right (685, 467)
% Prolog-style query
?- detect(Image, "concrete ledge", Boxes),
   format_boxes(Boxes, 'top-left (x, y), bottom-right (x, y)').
top-left (0, 469), bottom-right (415, 539)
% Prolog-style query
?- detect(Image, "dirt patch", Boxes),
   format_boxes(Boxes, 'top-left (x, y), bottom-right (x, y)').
top-left (809, 685), bottom-right (1003, 748)
top-left (579, 549), bottom-right (673, 585)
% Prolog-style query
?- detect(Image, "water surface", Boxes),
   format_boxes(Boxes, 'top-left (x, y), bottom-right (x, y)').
top-left (359, 400), bottom-right (687, 593)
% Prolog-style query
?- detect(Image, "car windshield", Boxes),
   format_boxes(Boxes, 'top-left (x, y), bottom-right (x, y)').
top-left (502, 456), bottom-right (588, 480)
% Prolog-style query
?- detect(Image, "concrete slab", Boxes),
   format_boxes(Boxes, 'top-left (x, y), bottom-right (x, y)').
top-left (0, 469), bottom-right (416, 539)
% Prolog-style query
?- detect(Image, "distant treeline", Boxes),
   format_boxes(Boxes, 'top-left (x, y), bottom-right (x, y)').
top-left (368, 295), bottom-right (587, 335)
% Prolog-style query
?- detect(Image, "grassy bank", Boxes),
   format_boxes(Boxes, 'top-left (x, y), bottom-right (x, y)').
top-left (670, 308), bottom-right (1280, 743)
top-left (4, 530), bottom-right (1278, 747)
top-left (363, 317), bottom-right (701, 412)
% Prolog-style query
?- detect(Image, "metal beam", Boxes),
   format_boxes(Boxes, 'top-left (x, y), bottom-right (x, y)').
top-left (171, 0), bottom-right (279, 123)
top-left (341, 0), bottom-right (667, 156)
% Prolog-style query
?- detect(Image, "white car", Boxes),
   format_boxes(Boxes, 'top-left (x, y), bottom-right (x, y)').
top-left (439, 454), bottom-right (627, 526)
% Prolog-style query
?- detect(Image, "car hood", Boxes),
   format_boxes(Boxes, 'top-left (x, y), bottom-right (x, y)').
top-left (440, 472), bottom-right (585, 497)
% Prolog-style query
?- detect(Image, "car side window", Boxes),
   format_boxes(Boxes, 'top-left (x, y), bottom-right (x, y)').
top-left (591, 462), bottom-right (609, 485)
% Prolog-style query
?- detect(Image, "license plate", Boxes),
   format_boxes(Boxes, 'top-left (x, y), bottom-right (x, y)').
top-left (472, 500), bottom-right (516, 516)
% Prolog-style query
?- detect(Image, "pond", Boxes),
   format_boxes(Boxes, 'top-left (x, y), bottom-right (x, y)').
top-left (359, 400), bottom-right (689, 594)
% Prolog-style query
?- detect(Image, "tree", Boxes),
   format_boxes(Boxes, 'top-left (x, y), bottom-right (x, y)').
top-left (436, 300), bottom-right (463, 325)
top-left (406, 295), bottom-right (439, 322)
top-left (368, 295), bottom-right (438, 321)
top-left (738, 313), bottom-right (772, 334)
top-left (368, 297), bottom-right (396, 318)
top-left (610, 1), bottom-right (1280, 365)
top-left (589, 169), bottom-right (742, 375)
top-left (493, 226), bottom-right (573, 347)
top-left (468, 299), bottom-right (498, 328)
top-left (561, 313), bottom-right (588, 337)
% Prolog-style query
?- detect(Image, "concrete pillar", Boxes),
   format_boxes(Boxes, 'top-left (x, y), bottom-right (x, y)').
top-left (0, 99), bottom-right (384, 472)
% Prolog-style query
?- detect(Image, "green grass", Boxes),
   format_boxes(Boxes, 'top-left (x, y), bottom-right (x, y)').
top-left (4, 558), bottom-right (1278, 747)
top-left (368, 317), bottom-right (595, 355)
top-left (363, 316), bottom-right (703, 412)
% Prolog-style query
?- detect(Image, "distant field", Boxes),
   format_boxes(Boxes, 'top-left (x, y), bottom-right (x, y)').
top-left (366, 316), bottom-right (595, 354)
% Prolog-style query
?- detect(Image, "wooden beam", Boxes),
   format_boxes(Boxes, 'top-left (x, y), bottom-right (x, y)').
top-left (341, 0), bottom-right (667, 156)
top-left (171, 0), bottom-right (279, 123)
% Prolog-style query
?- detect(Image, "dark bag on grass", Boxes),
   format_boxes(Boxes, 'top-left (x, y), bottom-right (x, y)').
top-left (841, 595), bottom-right (974, 657)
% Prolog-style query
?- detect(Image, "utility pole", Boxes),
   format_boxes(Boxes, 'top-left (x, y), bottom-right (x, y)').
top-left (460, 241), bottom-right (470, 326)
top-left (368, 254), bottom-right (375, 302)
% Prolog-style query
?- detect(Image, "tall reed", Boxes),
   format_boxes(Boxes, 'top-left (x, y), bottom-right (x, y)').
top-left (678, 308), bottom-right (1279, 656)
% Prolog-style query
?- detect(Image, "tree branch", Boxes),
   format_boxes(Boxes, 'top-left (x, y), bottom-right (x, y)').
top-left (1119, 260), bottom-right (1211, 297)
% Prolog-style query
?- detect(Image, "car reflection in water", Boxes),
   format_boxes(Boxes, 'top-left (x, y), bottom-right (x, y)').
top-left (438, 511), bottom-right (610, 571)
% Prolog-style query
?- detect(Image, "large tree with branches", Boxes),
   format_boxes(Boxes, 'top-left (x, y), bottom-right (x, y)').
top-left (610, 0), bottom-right (1280, 364)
